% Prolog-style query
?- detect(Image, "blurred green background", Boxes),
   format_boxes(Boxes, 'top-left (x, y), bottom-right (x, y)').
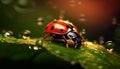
top-left (0, 0), bottom-right (120, 46)
top-left (0, 0), bottom-right (120, 41)
top-left (0, 0), bottom-right (57, 38)
top-left (0, 0), bottom-right (120, 69)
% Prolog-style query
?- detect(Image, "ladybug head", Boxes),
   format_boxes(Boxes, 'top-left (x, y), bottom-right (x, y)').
top-left (66, 31), bottom-right (80, 39)
top-left (66, 31), bottom-right (82, 48)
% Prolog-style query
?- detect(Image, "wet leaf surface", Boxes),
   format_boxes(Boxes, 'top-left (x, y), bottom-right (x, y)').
top-left (0, 34), bottom-right (120, 69)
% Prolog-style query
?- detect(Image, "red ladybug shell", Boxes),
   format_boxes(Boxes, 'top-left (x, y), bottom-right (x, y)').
top-left (44, 20), bottom-right (78, 35)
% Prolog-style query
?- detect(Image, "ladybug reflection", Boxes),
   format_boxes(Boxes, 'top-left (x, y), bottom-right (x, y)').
top-left (42, 19), bottom-right (82, 48)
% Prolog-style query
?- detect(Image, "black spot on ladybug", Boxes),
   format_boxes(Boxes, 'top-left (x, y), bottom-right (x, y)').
top-left (60, 29), bottom-right (64, 31)
top-left (66, 25), bottom-right (70, 28)
top-left (51, 26), bottom-right (54, 30)
top-left (66, 25), bottom-right (74, 31)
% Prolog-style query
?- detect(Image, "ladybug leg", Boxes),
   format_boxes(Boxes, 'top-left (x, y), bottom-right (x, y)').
top-left (43, 33), bottom-right (48, 40)
top-left (71, 38), bottom-right (77, 48)
top-left (40, 33), bottom-right (48, 40)
top-left (74, 38), bottom-right (81, 48)
top-left (49, 33), bottom-right (55, 43)
top-left (62, 35), bottom-right (69, 48)
top-left (74, 39), bottom-right (78, 48)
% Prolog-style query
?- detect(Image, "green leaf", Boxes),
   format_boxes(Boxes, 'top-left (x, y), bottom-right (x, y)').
top-left (41, 40), bottom-right (120, 69)
top-left (0, 34), bottom-right (120, 69)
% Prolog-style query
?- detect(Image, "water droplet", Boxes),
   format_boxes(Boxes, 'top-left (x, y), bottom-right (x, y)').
top-left (53, 19), bottom-right (57, 22)
top-left (13, 5), bottom-right (32, 13)
top-left (106, 41), bottom-right (112, 45)
top-left (37, 17), bottom-right (44, 26)
top-left (78, 1), bottom-right (82, 5)
top-left (71, 61), bottom-right (76, 65)
top-left (19, 30), bottom-right (31, 39)
top-left (79, 18), bottom-right (86, 22)
top-left (47, 1), bottom-right (53, 5)
top-left (99, 40), bottom-right (104, 45)
top-left (79, 13), bottom-right (86, 22)
top-left (99, 66), bottom-right (103, 69)
top-left (55, 50), bottom-right (60, 54)
top-left (112, 17), bottom-right (117, 25)
top-left (33, 46), bottom-right (39, 50)
top-left (2, 30), bottom-right (14, 38)
top-left (99, 36), bottom-right (104, 40)
top-left (28, 46), bottom-right (32, 49)
top-left (69, 0), bottom-right (76, 7)
top-left (17, 0), bottom-right (28, 7)
top-left (36, 39), bottom-right (43, 46)
top-left (59, 15), bottom-right (64, 20)
top-left (81, 13), bottom-right (86, 17)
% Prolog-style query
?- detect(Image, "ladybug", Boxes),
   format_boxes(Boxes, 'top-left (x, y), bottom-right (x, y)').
top-left (41, 19), bottom-right (82, 48)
